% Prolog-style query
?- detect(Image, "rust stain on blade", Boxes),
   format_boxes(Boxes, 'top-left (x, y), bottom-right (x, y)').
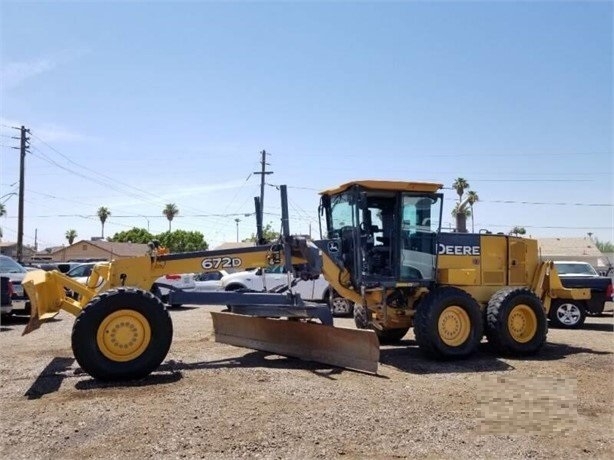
top-left (22, 304), bottom-right (43, 336)
top-left (211, 312), bottom-right (380, 374)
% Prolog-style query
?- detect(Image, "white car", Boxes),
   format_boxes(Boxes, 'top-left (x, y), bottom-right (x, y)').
top-left (194, 270), bottom-right (228, 292)
top-left (220, 265), bottom-right (354, 316)
top-left (65, 262), bottom-right (195, 307)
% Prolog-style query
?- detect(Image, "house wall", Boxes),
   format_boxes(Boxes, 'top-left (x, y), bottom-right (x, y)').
top-left (50, 243), bottom-right (112, 262)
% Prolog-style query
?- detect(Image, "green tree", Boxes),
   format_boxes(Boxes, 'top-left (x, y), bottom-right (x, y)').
top-left (156, 230), bottom-right (208, 253)
top-left (594, 238), bottom-right (614, 253)
top-left (451, 178), bottom-right (478, 233)
top-left (163, 203), bottom-right (179, 232)
top-left (97, 206), bottom-right (111, 238)
top-left (510, 226), bottom-right (526, 236)
top-left (451, 203), bottom-right (471, 233)
top-left (109, 227), bottom-right (154, 244)
top-left (242, 222), bottom-right (280, 244)
top-left (65, 229), bottom-right (78, 245)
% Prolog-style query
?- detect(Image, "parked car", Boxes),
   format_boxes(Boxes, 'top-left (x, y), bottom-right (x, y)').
top-left (549, 261), bottom-right (614, 328)
top-left (194, 270), bottom-right (228, 292)
top-left (220, 265), bottom-right (354, 316)
top-left (65, 261), bottom-right (195, 307)
top-left (0, 255), bottom-right (29, 315)
top-left (1, 276), bottom-right (13, 316)
top-left (153, 273), bottom-right (196, 307)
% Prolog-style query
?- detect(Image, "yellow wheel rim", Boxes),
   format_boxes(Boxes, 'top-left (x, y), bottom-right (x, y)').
top-left (438, 306), bottom-right (471, 347)
top-left (507, 304), bottom-right (537, 343)
top-left (96, 310), bottom-right (151, 362)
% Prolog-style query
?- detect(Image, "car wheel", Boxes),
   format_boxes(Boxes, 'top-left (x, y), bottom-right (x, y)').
top-left (329, 295), bottom-right (353, 317)
top-left (548, 299), bottom-right (586, 329)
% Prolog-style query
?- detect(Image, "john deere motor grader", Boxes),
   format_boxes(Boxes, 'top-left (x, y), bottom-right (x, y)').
top-left (22, 180), bottom-right (588, 381)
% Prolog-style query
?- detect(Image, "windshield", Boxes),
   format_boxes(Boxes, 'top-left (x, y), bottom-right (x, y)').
top-left (554, 262), bottom-right (598, 276)
top-left (0, 256), bottom-right (27, 274)
top-left (329, 192), bottom-right (356, 238)
top-left (67, 264), bottom-right (94, 277)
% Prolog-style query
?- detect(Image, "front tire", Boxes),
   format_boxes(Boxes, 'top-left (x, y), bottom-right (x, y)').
top-left (375, 327), bottom-right (410, 344)
top-left (352, 303), bottom-right (409, 344)
top-left (414, 286), bottom-right (483, 359)
top-left (329, 293), bottom-right (354, 317)
top-left (548, 299), bottom-right (586, 329)
top-left (71, 288), bottom-right (173, 381)
top-left (486, 288), bottom-right (547, 356)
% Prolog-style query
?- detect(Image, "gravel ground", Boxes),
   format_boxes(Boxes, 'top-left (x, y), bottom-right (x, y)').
top-left (1, 305), bottom-right (612, 459)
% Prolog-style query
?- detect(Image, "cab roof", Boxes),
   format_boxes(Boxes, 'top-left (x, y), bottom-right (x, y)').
top-left (320, 180), bottom-right (443, 196)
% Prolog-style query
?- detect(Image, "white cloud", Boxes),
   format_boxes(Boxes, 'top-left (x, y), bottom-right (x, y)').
top-left (33, 123), bottom-right (96, 143)
top-left (1, 48), bottom-right (88, 90)
top-left (0, 57), bottom-right (57, 89)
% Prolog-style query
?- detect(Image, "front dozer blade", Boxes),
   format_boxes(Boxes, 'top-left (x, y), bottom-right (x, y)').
top-left (211, 312), bottom-right (380, 374)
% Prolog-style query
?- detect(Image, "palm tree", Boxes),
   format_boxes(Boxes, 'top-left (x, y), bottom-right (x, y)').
top-left (65, 229), bottom-right (78, 245)
top-left (97, 207), bottom-right (111, 238)
top-left (451, 178), bottom-right (472, 232)
top-left (452, 177), bottom-right (470, 203)
top-left (163, 203), bottom-right (179, 232)
top-left (467, 191), bottom-right (479, 233)
top-left (451, 203), bottom-right (471, 233)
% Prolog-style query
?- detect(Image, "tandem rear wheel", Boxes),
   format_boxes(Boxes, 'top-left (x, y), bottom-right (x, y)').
top-left (71, 288), bottom-right (173, 381)
top-left (486, 287), bottom-right (547, 356)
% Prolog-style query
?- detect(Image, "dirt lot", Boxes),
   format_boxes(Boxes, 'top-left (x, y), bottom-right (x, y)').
top-left (1, 305), bottom-right (612, 459)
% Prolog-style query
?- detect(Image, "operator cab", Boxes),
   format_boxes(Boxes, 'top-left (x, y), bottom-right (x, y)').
top-left (319, 180), bottom-right (444, 288)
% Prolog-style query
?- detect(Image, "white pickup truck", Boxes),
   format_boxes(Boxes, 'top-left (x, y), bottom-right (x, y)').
top-left (220, 265), bottom-right (354, 316)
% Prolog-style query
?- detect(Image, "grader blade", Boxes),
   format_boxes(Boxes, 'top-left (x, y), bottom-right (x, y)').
top-left (211, 312), bottom-right (380, 374)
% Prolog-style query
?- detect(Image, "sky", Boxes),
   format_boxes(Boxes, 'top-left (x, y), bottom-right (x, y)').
top-left (0, 0), bottom-right (612, 252)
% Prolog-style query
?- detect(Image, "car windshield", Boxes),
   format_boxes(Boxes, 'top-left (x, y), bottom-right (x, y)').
top-left (554, 262), bottom-right (598, 276)
top-left (67, 264), bottom-right (94, 277)
top-left (0, 256), bottom-right (27, 274)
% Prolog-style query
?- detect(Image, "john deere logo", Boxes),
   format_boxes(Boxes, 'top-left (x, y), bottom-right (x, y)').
top-left (328, 241), bottom-right (339, 253)
top-left (437, 244), bottom-right (480, 256)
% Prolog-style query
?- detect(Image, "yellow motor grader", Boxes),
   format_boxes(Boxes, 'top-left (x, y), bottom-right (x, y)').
top-left (22, 180), bottom-right (588, 381)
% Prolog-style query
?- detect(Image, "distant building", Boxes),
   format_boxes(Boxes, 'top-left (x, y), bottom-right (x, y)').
top-left (38, 240), bottom-right (150, 262)
top-left (538, 237), bottom-right (612, 274)
top-left (213, 241), bottom-right (257, 251)
top-left (0, 241), bottom-right (37, 259)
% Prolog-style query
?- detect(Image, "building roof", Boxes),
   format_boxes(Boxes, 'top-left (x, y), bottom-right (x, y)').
top-left (45, 240), bottom-right (150, 257)
top-left (538, 237), bottom-right (611, 268)
top-left (86, 240), bottom-right (150, 257)
top-left (538, 237), bottom-right (603, 257)
top-left (213, 242), bottom-right (257, 250)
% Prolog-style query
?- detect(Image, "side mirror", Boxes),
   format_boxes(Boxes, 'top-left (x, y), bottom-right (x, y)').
top-left (255, 268), bottom-right (263, 276)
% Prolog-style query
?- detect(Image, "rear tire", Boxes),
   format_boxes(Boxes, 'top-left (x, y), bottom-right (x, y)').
top-left (414, 286), bottom-right (483, 359)
top-left (486, 288), bottom-right (547, 356)
top-left (548, 299), bottom-right (586, 329)
top-left (71, 288), bottom-right (173, 381)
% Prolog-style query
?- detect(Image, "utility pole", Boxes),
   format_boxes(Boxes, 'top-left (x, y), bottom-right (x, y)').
top-left (12, 126), bottom-right (30, 263)
top-left (253, 150), bottom-right (273, 231)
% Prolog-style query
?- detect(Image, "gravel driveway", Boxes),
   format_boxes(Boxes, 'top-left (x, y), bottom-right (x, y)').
top-left (1, 306), bottom-right (612, 459)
